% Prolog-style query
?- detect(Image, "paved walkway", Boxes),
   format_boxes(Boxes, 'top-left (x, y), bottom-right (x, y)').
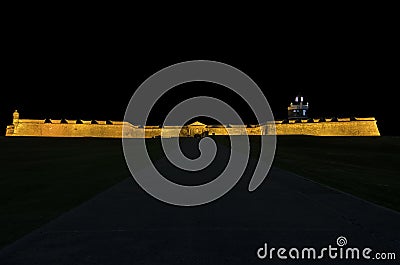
top-left (1, 143), bottom-right (399, 264)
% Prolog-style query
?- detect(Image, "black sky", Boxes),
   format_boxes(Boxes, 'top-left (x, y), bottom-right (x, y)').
top-left (1, 11), bottom-right (397, 135)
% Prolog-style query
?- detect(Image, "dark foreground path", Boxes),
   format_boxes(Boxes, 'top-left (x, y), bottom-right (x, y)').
top-left (0, 140), bottom-right (399, 265)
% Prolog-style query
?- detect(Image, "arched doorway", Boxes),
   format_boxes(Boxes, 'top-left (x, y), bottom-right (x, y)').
top-left (187, 121), bottom-right (207, 137)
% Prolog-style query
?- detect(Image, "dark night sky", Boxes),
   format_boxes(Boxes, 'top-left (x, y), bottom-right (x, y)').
top-left (1, 11), bottom-right (397, 135)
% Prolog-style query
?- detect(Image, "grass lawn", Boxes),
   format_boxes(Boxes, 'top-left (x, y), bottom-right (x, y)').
top-left (0, 137), bottom-right (129, 248)
top-left (0, 136), bottom-right (399, 249)
top-left (274, 136), bottom-right (400, 212)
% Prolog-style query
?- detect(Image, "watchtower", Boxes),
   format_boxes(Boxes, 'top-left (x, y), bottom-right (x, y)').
top-left (13, 110), bottom-right (20, 124)
top-left (288, 94), bottom-right (308, 120)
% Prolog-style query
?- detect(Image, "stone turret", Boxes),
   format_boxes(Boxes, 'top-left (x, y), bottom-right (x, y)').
top-left (13, 110), bottom-right (19, 125)
top-left (5, 110), bottom-right (19, 136)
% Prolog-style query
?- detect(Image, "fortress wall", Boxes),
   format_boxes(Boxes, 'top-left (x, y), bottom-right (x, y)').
top-left (8, 122), bottom-right (125, 138)
top-left (6, 118), bottom-right (380, 138)
top-left (160, 127), bottom-right (181, 138)
top-left (144, 128), bottom-right (162, 138)
top-left (205, 127), bottom-right (262, 136)
top-left (207, 127), bottom-right (228, 135)
top-left (16, 119), bottom-right (45, 124)
top-left (226, 128), bottom-right (247, 136)
top-left (268, 120), bottom-right (380, 136)
top-left (179, 127), bottom-right (189, 137)
top-left (6, 118), bottom-right (151, 138)
top-left (246, 127), bottom-right (262, 135)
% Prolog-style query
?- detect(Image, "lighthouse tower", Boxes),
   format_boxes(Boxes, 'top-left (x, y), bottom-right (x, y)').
top-left (288, 94), bottom-right (308, 120)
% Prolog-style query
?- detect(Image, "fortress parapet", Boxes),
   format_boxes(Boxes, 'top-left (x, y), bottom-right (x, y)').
top-left (5, 111), bottom-right (137, 138)
top-left (265, 117), bottom-right (380, 136)
top-left (5, 110), bottom-right (380, 138)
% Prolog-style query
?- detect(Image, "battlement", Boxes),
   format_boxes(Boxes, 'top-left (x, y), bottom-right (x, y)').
top-left (274, 117), bottom-right (376, 123)
top-left (10, 118), bottom-right (131, 125)
top-left (5, 110), bottom-right (380, 138)
top-left (265, 117), bottom-right (380, 136)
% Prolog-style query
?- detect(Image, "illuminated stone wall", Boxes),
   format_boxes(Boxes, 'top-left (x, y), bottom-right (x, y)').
top-left (263, 118), bottom-right (380, 136)
top-left (5, 115), bottom-right (380, 137)
top-left (6, 120), bottom-right (135, 138)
